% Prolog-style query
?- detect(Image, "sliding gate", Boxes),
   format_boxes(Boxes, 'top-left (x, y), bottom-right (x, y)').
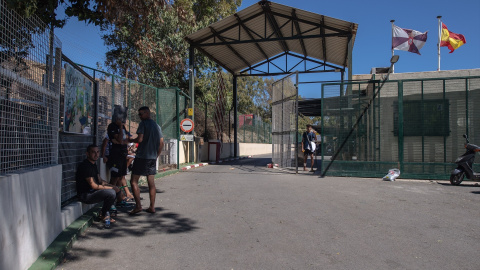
top-left (272, 72), bottom-right (299, 171)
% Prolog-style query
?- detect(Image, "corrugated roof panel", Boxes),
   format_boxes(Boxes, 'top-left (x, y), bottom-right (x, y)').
top-left (204, 46), bottom-right (243, 71)
top-left (242, 13), bottom-right (267, 39)
top-left (326, 37), bottom-right (349, 66)
top-left (304, 39), bottom-right (323, 61)
top-left (232, 43), bottom-right (265, 66)
top-left (275, 16), bottom-right (293, 37)
top-left (261, 40), bottom-right (284, 59)
top-left (285, 40), bottom-right (304, 56)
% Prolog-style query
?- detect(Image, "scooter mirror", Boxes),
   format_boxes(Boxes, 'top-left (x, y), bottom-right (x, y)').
top-left (463, 134), bottom-right (468, 139)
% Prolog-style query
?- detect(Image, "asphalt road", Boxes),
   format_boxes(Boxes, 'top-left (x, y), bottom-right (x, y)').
top-left (57, 155), bottom-right (480, 270)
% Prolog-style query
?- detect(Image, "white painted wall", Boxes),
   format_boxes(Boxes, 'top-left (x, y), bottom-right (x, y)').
top-left (197, 142), bottom-right (271, 162)
top-left (239, 143), bottom-right (271, 156)
top-left (0, 165), bottom-right (63, 270)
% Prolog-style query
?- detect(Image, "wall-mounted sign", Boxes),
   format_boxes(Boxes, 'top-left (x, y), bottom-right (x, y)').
top-left (180, 134), bottom-right (194, 141)
top-left (180, 118), bottom-right (194, 133)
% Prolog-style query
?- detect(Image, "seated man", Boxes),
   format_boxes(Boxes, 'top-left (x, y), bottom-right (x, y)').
top-left (76, 144), bottom-right (122, 223)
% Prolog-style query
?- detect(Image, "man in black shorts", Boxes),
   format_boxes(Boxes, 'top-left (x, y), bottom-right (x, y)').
top-left (76, 144), bottom-right (122, 224)
top-left (128, 106), bottom-right (164, 214)
top-left (107, 116), bottom-right (129, 189)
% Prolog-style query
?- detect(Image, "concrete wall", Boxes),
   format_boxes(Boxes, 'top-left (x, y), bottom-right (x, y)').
top-left (239, 143), bottom-right (271, 156)
top-left (0, 165), bottom-right (63, 270)
top-left (197, 142), bottom-right (272, 162)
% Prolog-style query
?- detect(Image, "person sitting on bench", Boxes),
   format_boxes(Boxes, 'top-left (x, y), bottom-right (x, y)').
top-left (76, 144), bottom-right (122, 223)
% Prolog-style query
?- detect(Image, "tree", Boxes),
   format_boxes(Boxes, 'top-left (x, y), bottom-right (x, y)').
top-left (99, 0), bottom-right (242, 90)
top-left (6, 0), bottom-right (66, 27)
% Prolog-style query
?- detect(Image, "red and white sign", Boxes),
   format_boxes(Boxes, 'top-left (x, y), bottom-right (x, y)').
top-left (180, 118), bottom-right (194, 133)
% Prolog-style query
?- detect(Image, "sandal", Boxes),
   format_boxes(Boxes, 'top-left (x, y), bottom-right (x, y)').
top-left (129, 208), bottom-right (142, 215)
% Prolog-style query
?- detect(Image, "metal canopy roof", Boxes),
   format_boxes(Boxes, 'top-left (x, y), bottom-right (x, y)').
top-left (185, 0), bottom-right (358, 76)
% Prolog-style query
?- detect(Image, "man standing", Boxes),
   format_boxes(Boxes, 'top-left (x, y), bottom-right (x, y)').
top-left (76, 144), bottom-right (121, 224)
top-left (301, 124), bottom-right (316, 172)
top-left (129, 106), bottom-right (164, 214)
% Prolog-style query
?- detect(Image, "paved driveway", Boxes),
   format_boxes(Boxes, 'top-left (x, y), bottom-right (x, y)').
top-left (57, 155), bottom-right (480, 270)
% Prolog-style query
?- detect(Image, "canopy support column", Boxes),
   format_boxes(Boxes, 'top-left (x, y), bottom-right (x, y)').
top-left (233, 75), bottom-right (238, 157)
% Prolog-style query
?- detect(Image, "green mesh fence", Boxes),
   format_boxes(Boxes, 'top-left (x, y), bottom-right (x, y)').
top-left (238, 115), bottom-right (272, 144)
top-left (320, 76), bottom-right (480, 180)
top-left (77, 65), bottom-right (188, 170)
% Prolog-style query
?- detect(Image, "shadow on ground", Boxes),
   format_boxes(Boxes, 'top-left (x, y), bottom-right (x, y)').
top-left (87, 206), bottom-right (199, 238)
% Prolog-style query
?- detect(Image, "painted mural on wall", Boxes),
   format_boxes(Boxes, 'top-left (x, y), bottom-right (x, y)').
top-left (64, 63), bottom-right (93, 134)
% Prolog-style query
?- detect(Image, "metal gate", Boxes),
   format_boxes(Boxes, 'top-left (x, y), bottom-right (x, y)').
top-left (272, 72), bottom-right (299, 171)
top-left (320, 75), bottom-right (480, 179)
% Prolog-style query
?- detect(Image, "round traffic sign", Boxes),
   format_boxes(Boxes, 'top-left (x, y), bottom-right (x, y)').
top-left (180, 118), bottom-right (194, 133)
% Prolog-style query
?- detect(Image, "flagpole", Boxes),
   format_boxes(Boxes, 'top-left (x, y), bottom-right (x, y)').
top-left (437, 16), bottom-right (442, 71)
top-left (390, 20), bottom-right (395, 73)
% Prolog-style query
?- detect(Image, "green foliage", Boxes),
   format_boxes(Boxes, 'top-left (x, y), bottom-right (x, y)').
top-left (6, 0), bottom-right (66, 27)
top-left (100, 1), bottom-right (242, 89)
top-left (5, 0), bottom-right (273, 124)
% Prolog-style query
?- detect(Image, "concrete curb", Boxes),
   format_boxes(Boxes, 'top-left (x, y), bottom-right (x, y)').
top-left (181, 163), bottom-right (209, 171)
top-left (29, 206), bottom-right (101, 270)
top-left (209, 155), bottom-right (252, 165)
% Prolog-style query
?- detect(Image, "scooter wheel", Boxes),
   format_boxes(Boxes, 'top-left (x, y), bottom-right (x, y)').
top-left (450, 171), bottom-right (465, 186)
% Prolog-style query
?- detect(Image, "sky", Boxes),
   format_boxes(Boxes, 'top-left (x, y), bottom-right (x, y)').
top-left (55, 0), bottom-right (480, 98)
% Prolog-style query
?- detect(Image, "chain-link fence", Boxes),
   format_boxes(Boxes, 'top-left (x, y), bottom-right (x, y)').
top-left (0, 0), bottom-right (187, 206)
top-left (272, 72), bottom-right (298, 169)
top-left (238, 115), bottom-right (272, 143)
top-left (0, 0), bottom-right (62, 175)
top-left (80, 65), bottom-right (188, 165)
top-left (320, 75), bottom-right (480, 179)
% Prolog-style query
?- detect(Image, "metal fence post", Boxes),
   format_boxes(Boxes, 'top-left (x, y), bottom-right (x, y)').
top-left (263, 122), bottom-right (265, 143)
top-left (156, 87), bottom-right (159, 124)
top-left (321, 83), bottom-right (325, 175)
top-left (94, 81), bottom-right (99, 145)
top-left (295, 71), bottom-right (299, 173)
top-left (443, 79), bottom-right (447, 165)
top-left (243, 116), bottom-right (246, 143)
top-left (128, 81), bottom-right (131, 131)
top-left (466, 78), bottom-right (469, 136)
top-left (421, 80), bottom-right (425, 164)
top-left (111, 75), bottom-right (115, 107)
top-left (176, 88), bottom-right (180, 169)
top-left (398, 81), bottom-right (404, 173)
top-left (251, 118), bottom-right (253, 143)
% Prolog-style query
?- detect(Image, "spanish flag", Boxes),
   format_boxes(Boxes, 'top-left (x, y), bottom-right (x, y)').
top-left (440, 23), bottom-right (466, 53)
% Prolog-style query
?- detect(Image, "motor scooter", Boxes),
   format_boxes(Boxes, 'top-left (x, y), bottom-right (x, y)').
top-left (450, 134), bottom-right (480, 185)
